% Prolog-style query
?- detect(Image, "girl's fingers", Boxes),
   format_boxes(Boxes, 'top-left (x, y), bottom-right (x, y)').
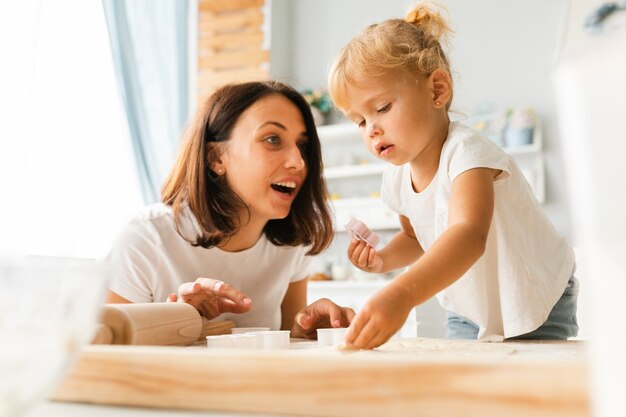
top-left (365, 328), bottom-right (391, 350)
top-left (350, 240), bottom-right (367, 266)
top-left (347, 239), bottom-right (359, 257)
top-left (348, 240), bottom-right (362, 265)
top-left (367, 248), bottom-right (377, 269)
top-left (345, 312), bottom-right (368, 345)
top-left (357, 244), bottom-right (371, 268)
top-left (351, 321), bottom-right (381, 350)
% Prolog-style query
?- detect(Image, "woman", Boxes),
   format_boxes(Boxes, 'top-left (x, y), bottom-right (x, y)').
top-left (107, 81), bottom-right (354, 338)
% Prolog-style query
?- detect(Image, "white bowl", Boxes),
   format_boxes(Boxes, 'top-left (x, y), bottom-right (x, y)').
top-left (256, 330), bottom-right (290, 350)
top-left (0, 256), bottom-right (109, 417)
top-left (317, 328), bottom-right (348, 347)
top-left (230, 327), bottom-right (270, 334)
top-left (206, 334), bottom-right (258, 349)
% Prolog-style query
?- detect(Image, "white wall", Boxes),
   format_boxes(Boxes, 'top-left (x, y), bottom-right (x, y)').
top-left (270, 0), bottom-right (575, 239)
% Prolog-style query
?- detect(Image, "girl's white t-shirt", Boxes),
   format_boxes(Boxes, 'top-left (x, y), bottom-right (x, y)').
top-left (382, 121), bottom-right (575, 341)
top-left (107, 203), bottom-right (312, 329)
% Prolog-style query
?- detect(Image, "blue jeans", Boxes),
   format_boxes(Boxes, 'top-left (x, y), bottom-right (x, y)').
top-left (445, 275), bottom-right (580, 340)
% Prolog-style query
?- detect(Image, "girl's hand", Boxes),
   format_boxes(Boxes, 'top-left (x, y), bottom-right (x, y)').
top-left (345, 284), bottom-right (414, 349)
top-left (166, 277), bottom-right (251, 320)
top-left (291, 298), bottom-right (356, 339)
top-left (347, 239), bottom-right (384, 273)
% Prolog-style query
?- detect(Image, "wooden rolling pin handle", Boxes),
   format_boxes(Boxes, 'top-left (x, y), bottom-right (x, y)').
top-left (95, 303), bottom-right (236, 346)
top-left (100, 303), bottom-right (202, 346)
top-left (91, 323), bottom-right (113, 344)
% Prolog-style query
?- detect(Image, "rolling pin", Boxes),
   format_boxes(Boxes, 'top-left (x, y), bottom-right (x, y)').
top-left (91, 303), bottom-right (235, 346)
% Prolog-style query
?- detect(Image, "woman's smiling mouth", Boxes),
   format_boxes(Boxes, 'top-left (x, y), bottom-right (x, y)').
top-left (271, 181), bottom-right (297, 196)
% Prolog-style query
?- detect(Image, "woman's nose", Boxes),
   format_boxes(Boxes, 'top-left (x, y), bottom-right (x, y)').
top-left (285, 145), bottom-right (306, 171)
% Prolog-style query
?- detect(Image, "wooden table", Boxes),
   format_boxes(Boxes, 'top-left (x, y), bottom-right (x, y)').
top-left (53, 338), bottom-right (590, 417)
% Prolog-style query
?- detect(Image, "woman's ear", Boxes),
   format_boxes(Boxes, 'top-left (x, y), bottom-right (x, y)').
top-left (211, 163), bottom-right (225, 176)
top-left (206, 143), bottom-right (226, 176)
top-left (429, 69), bottom-right (452, 108)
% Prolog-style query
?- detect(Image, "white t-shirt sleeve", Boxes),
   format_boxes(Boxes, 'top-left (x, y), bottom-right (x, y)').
top-left (445, 133), bottom-right (512, 183)
top-left (107, 219), bottom-right (160, 303)
top-left (290, 247), bottom-right (313, 283)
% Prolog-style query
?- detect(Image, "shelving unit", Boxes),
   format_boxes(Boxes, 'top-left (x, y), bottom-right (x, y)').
top-left (330, 197), bottom-right (399, 231)
top-left (324, 163), bottom-right (386, 180)
top-left (318, 121), bottom-right (546, 216)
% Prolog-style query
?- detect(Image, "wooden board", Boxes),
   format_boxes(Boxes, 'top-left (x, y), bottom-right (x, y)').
top-left (196, 0), bottom-right (269, 100)
top-left (52, 338), bottom-right (591, 417)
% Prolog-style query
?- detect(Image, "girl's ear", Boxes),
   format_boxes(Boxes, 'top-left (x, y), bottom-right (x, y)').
top-left (429, 69), bottom-right (452, 108)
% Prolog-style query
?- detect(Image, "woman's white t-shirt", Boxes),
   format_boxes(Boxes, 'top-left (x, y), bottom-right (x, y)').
top-left (107, 203), bottom-right (312, 329)
top-left (382, 121), bottom-right (575, 341)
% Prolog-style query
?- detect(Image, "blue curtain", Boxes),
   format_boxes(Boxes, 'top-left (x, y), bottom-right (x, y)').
top-left (102, 0), bottom-right (190, 203)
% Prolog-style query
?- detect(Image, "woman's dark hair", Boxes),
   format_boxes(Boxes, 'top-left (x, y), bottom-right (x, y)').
top-left (161, 81), bottom-right (333, 255)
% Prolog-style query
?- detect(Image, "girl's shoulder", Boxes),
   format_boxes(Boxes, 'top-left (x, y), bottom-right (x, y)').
top-left (441, 122), bottom-right (512, 182)
top-left (442, 122), bottom-right (508, 162)
top-left (445, 121), bottom-right (495, 149)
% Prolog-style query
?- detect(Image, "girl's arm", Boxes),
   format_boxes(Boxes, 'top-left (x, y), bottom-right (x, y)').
top-left (376, 215), bottom-right (424, 272)
top-left (348, 215), bottom-right (424, 274)
top-left (347, 167), bottom-right (499, 349)
top-left (391, 167), bottom-right (500, 306)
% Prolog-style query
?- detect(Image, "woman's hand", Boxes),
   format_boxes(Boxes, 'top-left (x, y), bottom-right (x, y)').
top-left (347, 239), bottom-right (384, 273)
top-left (166, 277), bottom-right (251, 320)
top-left (345, 283), bottom-right (414, 349)
top-left (291, 298), bottom-right (356, 339)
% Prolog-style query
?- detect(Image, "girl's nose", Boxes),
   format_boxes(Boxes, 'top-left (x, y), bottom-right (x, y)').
top-left (367, 121), bottom-right (383, 137)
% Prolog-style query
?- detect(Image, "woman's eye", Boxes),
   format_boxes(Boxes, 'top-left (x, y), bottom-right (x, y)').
top-left (265, 135), bottom-right (280, 145)
top-left (377, 103), bottom-right (391, 113)
top-left (357, 120), bottom-right (366, 128)
top-left (297, 142), bottom-right (308, 155)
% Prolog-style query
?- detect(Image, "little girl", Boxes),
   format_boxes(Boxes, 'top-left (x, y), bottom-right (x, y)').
top-left (328, 3), bottom-right (578, 349)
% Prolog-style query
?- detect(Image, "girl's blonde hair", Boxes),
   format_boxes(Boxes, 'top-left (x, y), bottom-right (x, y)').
top-left (329, 2), bottom-right (453, 110)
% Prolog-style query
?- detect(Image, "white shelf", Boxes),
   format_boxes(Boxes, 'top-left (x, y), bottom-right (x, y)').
top-left (324, 163), bottom-right (386, 179)
top-left (318, 122), bottom-right (542, 155)
top-left (317, 123), bottom-right (360, 143)
top-left (330, 197), bottom-right (400, 231)
top-left (503, 141), bottom-right (541, 155)
top-left (321, 121), bottom-right (544, 202)
top-left (308, 279), bottom-right (390, 290)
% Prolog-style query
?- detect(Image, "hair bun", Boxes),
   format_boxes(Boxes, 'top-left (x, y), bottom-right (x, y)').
top-left (404, 3), bottom-right (452, 42)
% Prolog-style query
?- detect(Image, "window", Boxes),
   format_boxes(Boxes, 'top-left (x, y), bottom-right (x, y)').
top-left (0, 0), bottom-right (142, 258)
